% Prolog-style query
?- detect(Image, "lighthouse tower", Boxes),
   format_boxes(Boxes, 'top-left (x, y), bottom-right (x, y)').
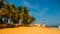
top-left (42, 20), bottom-right (46, 27)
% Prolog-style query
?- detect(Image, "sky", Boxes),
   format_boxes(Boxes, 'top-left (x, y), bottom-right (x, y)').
top-left (8, 0), bottom-right (60, 26)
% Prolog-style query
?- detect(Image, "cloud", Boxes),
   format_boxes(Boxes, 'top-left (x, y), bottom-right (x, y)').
top-left (30, 8), bottom-right (49, 17)
top-left (23, 1), bottom-right (40, 11)
top-left (23, 1), bottom-right (49, 17)
top-left (23, 1), bottom-right (31, 7)
top-left (38, 8), bottom-right (49, 16)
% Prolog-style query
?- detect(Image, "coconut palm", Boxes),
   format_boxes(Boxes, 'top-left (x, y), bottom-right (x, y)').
top-left (17, 6), bottom-right (24, 25)
top-left (0, 0), bottom-right (4, 9)
top-left (0, 0), bottom-right (36, 26)
top-left (21, 7), bottom-right (30, 26)
top-left (0, 0), bottom-right (9, 24)
top-left (0, 0), bottom-right (8, 9)
top-left (30, 16), bottom-right (35, 24)
top-left (7, 4), bottom-right (16, 24)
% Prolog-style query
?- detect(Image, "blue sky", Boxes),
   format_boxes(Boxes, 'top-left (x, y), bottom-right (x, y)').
top-left (8, 0), bottom-right (60, 26)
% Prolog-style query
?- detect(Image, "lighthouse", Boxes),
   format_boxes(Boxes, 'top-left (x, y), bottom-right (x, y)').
top-left (42, 20), bottom-right (46, 27)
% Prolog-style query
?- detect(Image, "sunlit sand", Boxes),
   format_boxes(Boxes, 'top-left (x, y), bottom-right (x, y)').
top-left (0, 26), bottom-right (60, 34)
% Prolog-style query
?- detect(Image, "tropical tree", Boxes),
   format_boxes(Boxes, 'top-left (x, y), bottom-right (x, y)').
top-left (21, 7), bottom-right (30, 26)
top-left (0, 0), bottom-right (36, 26)
top-left (6, 4), bottom-right (16, 24)
top-left (17, 6), bottom-right (24, 25)
top-left (0, 0), bottom-right (8, 9)
top-left (30, 16), bottom-right (35, 24)
top-left (0, 0), bottom-right (4, 9)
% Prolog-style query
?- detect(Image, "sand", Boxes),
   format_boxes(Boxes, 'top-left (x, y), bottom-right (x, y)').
top-left (0, 26), bottom-right (60, 34)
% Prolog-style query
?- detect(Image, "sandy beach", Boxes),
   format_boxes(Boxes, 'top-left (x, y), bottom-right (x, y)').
top-left (0, 26), bottom-right (60, 34)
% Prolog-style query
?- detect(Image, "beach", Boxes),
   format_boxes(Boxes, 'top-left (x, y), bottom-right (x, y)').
top-left (0, 26), bottom-right (60, 34)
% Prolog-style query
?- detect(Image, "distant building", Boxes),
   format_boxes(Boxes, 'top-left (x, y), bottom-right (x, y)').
top-left (58, 26), bottom-right (60, 28)
top-left (33, 24), bottom-right (40, 26)
top-left (30, 23), bottom-right (40, 26)
top-left (42, 20), bottom-right (46, 27)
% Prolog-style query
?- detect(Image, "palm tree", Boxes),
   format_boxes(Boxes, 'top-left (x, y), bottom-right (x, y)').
top-left (0, 0), bottom-right (10, 25)
top-left (29, 16), bottom-right (35, 26)
top-left (0, 0), bottom-right (8, 9)
top-left (22, 7), bottom-right (30, 26)
top-left (0, 3), bottom-right (16, 25)
top-left (22, 16), bottom-right (35, 26)
top-left (19, 7), bottom-right (35, 26)
top-left (0, 7), bottom-right (5, 24)
top-left (17, 6), bottom-right (24, 25)
top-left (0, 0), bottom-right (4, 9)
top-left (7, 4), bottom-right (16, 24)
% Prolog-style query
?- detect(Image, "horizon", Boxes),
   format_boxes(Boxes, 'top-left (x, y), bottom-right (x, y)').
top-left (7, 0), bottom-right (60, 26)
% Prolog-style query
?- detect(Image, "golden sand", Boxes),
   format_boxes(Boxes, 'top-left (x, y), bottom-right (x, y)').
top-left (0, 26), bottom-right (60, 34)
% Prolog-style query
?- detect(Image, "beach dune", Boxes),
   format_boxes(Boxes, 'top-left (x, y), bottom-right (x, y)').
top-left (0, 26), bottom-right (60, 34)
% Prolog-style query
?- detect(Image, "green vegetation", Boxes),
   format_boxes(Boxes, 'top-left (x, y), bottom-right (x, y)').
top-left (0, 0), bottom-right (35, 27)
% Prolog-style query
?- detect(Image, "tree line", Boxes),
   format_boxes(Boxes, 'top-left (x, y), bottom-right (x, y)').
top-left (0, 0), bottom-right (35, 26)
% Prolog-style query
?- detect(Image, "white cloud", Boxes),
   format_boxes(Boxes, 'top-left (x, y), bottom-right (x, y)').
top-left (23, 1), bottom-right (31, 7)
top-left (30, 8), bottom-right (49, 17)
top-left (23, 1), bottom-right (49, 17)
top-left (38, 8), bottom-right (49, 16)
top-left (23, 1), bottom-right (40, 11)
